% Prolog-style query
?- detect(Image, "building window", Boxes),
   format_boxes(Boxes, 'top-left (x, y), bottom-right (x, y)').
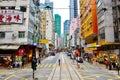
top-left (0, 32), bottom-right (5, 39)
top-left (99, 28), bottom-right (105, 40)
top-left (8, 6), bottom-right (15, 9)
top-left (20, 6), bottom-right (26, 12)
top-left (18, 31), bottom-right (25, 38)
top-left (28, 32), bottom-right (33, 39)
top-left (0, 7), bottom-right (6, 9)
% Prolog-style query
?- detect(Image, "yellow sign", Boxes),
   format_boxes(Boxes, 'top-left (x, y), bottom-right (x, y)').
top-left (91, 42), bottom-right (96, 47)
top-left (39, 39), bottom-right (48, 44)
top-left (84, 47), bottom-right (97, 50)
top-left (98, 40), bottom-right (106, 45)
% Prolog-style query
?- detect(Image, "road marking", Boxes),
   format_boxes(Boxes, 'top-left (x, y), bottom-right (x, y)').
top-left (37, 64), bottom-right (56, 68)
top-left (44, 64), bottom-right (49, 67)
top-left (96, 76), bottom-right (100, 77)
top-left (48, 64), bottom-right (52, 67)
top-left (21, 78), bottom-right (28, 80)
top-left (53, 64), bottom-right (56, 67)
top-left (4, 74), bottom-right (15, 80)
top-left (39, 64), bottom-right (45, 67)
top-left (0, 70), bottom-right (9, 74)
top-left (81, 74), bottom-right (103, 78)
top-left (116, 75), bottom-right (120, 78)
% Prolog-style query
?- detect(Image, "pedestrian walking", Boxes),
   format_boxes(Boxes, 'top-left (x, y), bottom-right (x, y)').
top-left (105, 60), bottom-right (109, 69)
top-left (109, 61), bottom-right (112, 70)
top-left (38, 57), bottom-right (41, 64)
top-left (58, 59), bottom-right (60, 66)
top-left (116, 63), bottom-right (120, 75)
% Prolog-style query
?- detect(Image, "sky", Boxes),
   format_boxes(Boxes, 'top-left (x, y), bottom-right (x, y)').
top-left (40, 0), bottom-right (70, 34)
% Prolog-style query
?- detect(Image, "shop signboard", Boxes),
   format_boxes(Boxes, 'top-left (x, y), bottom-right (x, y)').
top-left (39, 39), bottom-right (48, 44)
top-left (18, 49), bottom-right (24, 56)
top-left (0, 10), bottom-right (23, 24)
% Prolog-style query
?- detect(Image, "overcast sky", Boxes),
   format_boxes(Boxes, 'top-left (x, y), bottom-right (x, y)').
top-left (40, 0), bottom-right (70, 34)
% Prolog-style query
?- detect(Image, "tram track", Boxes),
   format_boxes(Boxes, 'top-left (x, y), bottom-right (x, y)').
top-left (49, 53), bottom-right (82, 80)
top-left (63, 54), bottom-right (81, 80)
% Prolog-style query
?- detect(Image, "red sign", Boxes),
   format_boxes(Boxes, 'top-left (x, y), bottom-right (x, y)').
top-left (18, 49), bottom-right (24, 56)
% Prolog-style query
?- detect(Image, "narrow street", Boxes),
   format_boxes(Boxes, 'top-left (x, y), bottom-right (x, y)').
top-left (0, 52), bottom-right (120, 80)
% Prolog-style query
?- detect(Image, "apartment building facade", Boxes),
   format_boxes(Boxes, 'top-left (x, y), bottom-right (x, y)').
top-left (96, 0), bottom-right (120, 64)
top-left (0, 0), bottom-right (40, 65)
top-left (80, 0), bottom-right (98, 54)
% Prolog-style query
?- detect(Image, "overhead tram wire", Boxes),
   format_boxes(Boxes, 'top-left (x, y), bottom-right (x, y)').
top-left (45, 7), bottom-right (113, 11)
top-left (29, 5), bottom-right (113, 11)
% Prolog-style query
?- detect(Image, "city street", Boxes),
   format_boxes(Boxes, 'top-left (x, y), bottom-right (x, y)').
top-left (0, 0), bottom-right (120, 80)
top-left (0, 52), bottom-right (120, 80)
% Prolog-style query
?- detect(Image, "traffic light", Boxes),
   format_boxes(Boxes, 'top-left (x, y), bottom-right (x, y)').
top-left (31, 57), bottom-right (37, 70)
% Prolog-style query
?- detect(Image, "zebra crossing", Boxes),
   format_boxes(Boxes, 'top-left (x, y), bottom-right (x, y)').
top-left (37, 64), bottom-right (56, 68)
top-left (0, 69), bottom-right (10, 74)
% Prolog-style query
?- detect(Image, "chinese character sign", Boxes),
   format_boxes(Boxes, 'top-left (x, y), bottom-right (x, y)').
top-left (0, 10), bottom-right (23, 24)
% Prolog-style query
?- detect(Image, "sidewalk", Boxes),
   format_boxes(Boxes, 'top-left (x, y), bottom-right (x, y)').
top-left (89, 61), bottom-right (119, 75)
top-left (0, 56), bottom-right (47, 70)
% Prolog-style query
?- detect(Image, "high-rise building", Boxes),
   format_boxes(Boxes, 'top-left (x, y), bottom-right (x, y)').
top-left (40, 0), bottom-right (54, 52)
top-left (69, 0), bottom-right (78, 49)
top-left (55, 14), bottom-right (61, 37)
top-left (96, 0), bottom-right (120, 63)
top-left (70, 0), bottom-right (78, 19)
top-left (0, 0), bottom-right (40, 64)
top-left (97, 0), bottom-right (114, 48)
top-left (112, 0), bottom-right (120, 42)
top-left (80, 0), bottom-right (98, 53)
top-left (40, 10), bottom-right (46, 39)
top-left (64, 20), bottom-right (70, 47)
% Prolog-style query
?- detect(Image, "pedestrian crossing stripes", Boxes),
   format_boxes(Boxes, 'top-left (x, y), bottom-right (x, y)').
top-left (37, 64), bottom-right (56, 68)
top-left (0, 70), bottom-right (10, 74)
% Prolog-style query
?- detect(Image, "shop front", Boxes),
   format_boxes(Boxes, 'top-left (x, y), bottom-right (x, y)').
top-left (0, 54), bottom-right (13, 67)
top-left (84, 45), bottom-right (99, 62)
top-left (0, 50), bottom-right (16, 67)
top-left (0, 44), bottom-right (42, 68)
top-left (13, 45), bottom-right (34, 68)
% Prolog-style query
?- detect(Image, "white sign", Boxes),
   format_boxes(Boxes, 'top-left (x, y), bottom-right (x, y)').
top-left (0, 10), bottom-right (23, 24)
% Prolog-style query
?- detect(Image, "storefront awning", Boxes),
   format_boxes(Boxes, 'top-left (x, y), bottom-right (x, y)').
top-left (0, 45), bottom-right (20, 50)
